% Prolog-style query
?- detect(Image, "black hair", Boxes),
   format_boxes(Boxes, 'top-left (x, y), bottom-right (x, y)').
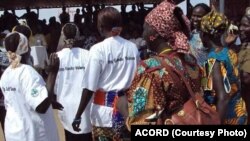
top-left (63, 23), bottom-right (77, 39)
top-left (97, 7), bottom-right (122, 32)
top-left (62, 6), bottom-right (66, 11)
top-left (5, 33), bottom-right (31, 64)
top-left (4, 33), bottom-right (20, 52)
top-left (193, 3), bottom-right (211, 14)
top-left (76, 8), bottom-right (80, 13)
top-left (26, 7), bottom-right (30, 12)
top-left (13, 25), bottom-right (32, 39)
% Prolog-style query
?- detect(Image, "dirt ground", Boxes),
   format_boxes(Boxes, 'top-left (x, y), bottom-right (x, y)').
top-left (0, 110), bottom-right (65, 141)
top-left (0, 125), bottom-right (3, 141)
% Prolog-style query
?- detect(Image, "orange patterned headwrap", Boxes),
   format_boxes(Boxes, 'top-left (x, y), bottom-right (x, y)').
top-left (145, 0), bottom-right (190, 54)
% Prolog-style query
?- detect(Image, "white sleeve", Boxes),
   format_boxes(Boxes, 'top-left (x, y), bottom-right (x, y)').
top-left (82, 46), bottom-right (102, 92)
top-left (21, 66), bottom-right (48, 111)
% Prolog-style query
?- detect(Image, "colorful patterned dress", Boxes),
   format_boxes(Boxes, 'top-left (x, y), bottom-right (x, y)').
top-left (92, 90), bottom-right (126, 141)
top-left (127, 53), bottom-right (201, 125)
top-left (202, 47), bottom-right (248, 124)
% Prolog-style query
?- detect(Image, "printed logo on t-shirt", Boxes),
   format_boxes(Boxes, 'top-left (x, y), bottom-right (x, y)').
top-left (31, 88), bottom-right (39, 97)
top-left (59, 66), bottom-right (85, 71)
top-left (108, 56), bottom-right (135, 64)
top-left (1, 87), bottom-right (16, 92)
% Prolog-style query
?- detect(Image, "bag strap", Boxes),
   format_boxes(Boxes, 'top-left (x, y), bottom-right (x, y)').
top-left (154, 56), bottom-right (196, 100)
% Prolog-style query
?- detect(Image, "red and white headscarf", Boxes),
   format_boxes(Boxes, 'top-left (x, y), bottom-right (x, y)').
top-left (145, 0), bottom-right (190, 54)
top-left (4, 32), bottom-right (29, 68)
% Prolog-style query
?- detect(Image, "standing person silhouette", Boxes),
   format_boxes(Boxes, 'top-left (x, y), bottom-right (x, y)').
top-left (72, 7), bottom-right (140, 140)
top-left (59, 6), bottom-right (70, 26)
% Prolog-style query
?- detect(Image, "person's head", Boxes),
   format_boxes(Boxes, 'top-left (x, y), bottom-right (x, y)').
top-left (121, 5), bottom-right (126, 12)
top-left (12, 25), bottom-right (32, 39)
top-left (132, 4), bottom-right (136, 11)
top-left (4, 32), bottom-right (31, 68)
top-left (62, 23), bottom-right (79, 48)
top-left (63, 23), bottom-right (78, 39)
top-left (76, 8), bottom-right (80, 14)
top-left (11, 9), bottom-right (15, 14)
top-left (62, 6), bottom-right (66, 12)
top-left (26, 7), bottom-right (30, 13)
top-left (42, 19), bottom-right (46, 24)
top-left (240, 7), bottom-right (250, 43)
top-left (143, 0), bottom-right (190, 53)
top-left (191, 3), bottom-right (211, 31)
top-left (4, 9), bottom-right (9, 15)
top-left (139, 3), bottom-right (144, 9)
top-left (97, 7), bottom-right (122, 38)
top-left (200, 11), bottom-right (229, 48)
top-left (49, 16), bottom-right (56, 24)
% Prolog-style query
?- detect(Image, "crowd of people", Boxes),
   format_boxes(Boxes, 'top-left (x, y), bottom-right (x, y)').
top-left (0, 0), bottom-right (250, 141)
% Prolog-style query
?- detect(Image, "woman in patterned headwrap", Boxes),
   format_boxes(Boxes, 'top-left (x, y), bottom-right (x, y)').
top-left (200, 11), bottom-right (247, 124)
top-left (126, 0), bottom-right (201, 126)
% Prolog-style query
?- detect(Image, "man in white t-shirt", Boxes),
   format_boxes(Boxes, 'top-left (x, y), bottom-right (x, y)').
top-left (72, 7), bottom-right (140, 140)
top-left (0, 32), bottom-right (59, 141)
top-left (47, 23), bottom-right (92, 141)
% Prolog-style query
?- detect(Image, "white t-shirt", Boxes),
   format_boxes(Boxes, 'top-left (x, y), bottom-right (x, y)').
top-left (83, 36), bottom-right (140, 92)
top-left (54, 47), bottom-right (92, 134)
top-left (0, 64), bottom-right (59, 141)
top-left (83, 36), bottom-right (140, 127)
